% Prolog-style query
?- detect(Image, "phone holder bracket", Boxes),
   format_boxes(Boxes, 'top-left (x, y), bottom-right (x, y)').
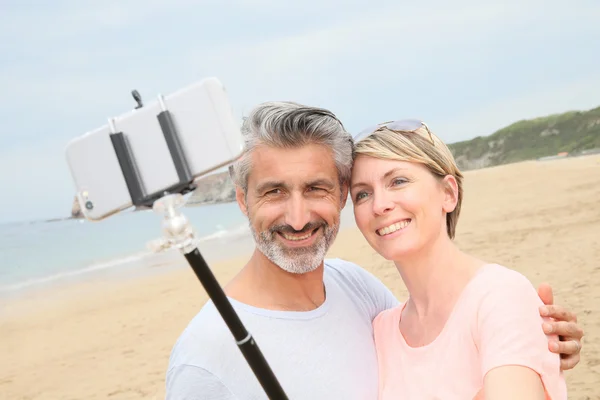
top-left (152, 193), bottom-right (197, 254)
top-left (108, 90), bottom-right (197, 209)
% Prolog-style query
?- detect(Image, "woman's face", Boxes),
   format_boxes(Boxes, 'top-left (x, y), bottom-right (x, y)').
top-left (350, 155), bottom-right (457, 261)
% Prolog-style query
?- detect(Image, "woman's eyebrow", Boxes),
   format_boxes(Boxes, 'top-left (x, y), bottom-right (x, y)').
top-left (351, 167), bottom-right (407, 190)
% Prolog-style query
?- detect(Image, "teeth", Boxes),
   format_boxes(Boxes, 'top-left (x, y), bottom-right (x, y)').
top-left (377, 220), bottom-right (410, 236)
top-left (283, 232), bottom-right (312, 241)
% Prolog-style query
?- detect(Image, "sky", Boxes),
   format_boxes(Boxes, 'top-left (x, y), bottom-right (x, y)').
top-left (1, 0), bottom-right (599, 224)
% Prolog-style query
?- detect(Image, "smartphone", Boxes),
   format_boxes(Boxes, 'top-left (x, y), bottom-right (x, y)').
top-left (65, 77), bottom-right (244, 221)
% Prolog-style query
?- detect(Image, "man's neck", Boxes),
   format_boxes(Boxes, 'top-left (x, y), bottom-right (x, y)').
top-left (225, 249), bottom-right (326, 311)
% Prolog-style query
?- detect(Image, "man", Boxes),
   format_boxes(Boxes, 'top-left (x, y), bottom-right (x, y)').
top-left (166, 102), bottom-right (583, 399)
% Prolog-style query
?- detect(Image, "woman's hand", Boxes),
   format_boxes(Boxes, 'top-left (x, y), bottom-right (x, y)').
top-left (537, 283), bottom-right (584, 370)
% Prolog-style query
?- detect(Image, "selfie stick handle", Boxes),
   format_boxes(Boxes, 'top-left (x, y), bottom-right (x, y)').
top-left (153, 195), bottom-right (289, 400)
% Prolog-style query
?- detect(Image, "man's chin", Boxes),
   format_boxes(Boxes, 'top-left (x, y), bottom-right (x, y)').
top-left (253, 224), bottom-right (339, 274)
top-left (267, 245), bottom-right (326, 274)
top-left (283, 264), bottom-right (318, 275)
top-left (278, 258), bottom-right (322, 275)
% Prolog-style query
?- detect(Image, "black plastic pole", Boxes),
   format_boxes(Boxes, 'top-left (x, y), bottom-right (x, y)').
top-left (183, 248), bottom-right (289, 400)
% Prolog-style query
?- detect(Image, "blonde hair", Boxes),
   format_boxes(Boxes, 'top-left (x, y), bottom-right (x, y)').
top-left (353, 126), bottom-right (464, 239)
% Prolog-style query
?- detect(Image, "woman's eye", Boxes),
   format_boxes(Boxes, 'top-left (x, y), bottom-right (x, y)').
top-left (392, 178), bottom-right (407, 186)
top-left (355, 192), bottom-right (369, 201)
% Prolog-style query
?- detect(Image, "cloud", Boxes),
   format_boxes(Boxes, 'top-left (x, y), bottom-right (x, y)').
top-left (1, 0), bottom-right (599, 221)
top-left (184, 0), bottom-right (600, 133)
top-left (0, 0), bottom-right (198, 40)
top-left (0, 136), bottom-right (76, 222)
top-left (437, 72), bottom-right (600, 141)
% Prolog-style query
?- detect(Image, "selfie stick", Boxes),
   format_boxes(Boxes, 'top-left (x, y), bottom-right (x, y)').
top-left (108, 91), bottom-right (289, 400)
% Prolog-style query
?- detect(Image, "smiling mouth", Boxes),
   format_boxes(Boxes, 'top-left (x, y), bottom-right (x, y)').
top-left (377, 219), bottom-right (411, 236)
top-left (278, 227), bottom-right (320, 242)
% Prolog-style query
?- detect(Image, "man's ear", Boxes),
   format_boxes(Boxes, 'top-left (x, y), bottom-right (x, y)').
top-left (235, 186), bottom-right (248, 216)
top-left (441, 175), bottom-right (459, 214)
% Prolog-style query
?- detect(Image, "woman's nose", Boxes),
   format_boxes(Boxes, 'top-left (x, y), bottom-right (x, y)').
top-left (372, 191), bottom-right (395, 215)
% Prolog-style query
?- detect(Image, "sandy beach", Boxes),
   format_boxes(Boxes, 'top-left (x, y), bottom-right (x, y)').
top-left (1, 154), bottom-right (599, 400)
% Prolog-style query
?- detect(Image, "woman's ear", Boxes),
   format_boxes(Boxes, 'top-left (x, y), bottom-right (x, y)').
top-left (441, 175), bottom-right (459, 214)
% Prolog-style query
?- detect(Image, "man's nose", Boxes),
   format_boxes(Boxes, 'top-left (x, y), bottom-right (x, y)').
top-left (372, 189), bottom-right (395, 216)
top-left (285, 193), bottom-right (311, 231)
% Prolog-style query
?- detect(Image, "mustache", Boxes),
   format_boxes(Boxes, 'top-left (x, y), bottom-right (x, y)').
top-left (269, 221), bottom-right (326, 235)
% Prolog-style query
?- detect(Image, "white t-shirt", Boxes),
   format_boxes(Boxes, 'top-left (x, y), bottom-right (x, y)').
top-left (165, 258), bottom-right (399, 400)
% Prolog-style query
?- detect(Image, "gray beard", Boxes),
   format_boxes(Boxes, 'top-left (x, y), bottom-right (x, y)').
top-left (250, 222), bottom-right (340, 274)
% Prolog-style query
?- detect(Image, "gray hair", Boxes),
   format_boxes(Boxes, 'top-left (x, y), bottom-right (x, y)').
top-left (230, 101), bottom-right (353, 192)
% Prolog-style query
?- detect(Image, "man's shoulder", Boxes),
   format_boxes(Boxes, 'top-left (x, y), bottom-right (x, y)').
top-left (323, 257), bottom-right (399, 317)
top-left (167, 301), bottom-right (235, 371)
top-left (324, 258), bottom-right (394, 297)
top-left (324, 257), bottom-right (367, 274)
top-left (166, 302), bottom-right (243, 398)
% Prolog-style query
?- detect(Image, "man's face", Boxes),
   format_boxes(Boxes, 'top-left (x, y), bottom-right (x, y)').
top-left (237, 143), bottom-right (347, 274)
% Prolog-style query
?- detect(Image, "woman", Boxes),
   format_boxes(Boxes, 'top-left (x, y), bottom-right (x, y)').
top-left (350, 120), bottom-right (567, 399)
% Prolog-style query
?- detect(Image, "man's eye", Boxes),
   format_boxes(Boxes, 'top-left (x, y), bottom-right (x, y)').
top-left (266, 189), bottom-right (281, 195)
top-left (309, 186), bottom-right (325, 192)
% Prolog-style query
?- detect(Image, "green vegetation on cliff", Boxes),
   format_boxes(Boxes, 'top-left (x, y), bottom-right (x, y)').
top-left (448, 106), bottom-right (600, 170)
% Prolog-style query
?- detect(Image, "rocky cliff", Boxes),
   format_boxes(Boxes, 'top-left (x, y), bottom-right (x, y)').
top-left (186, 169), bottom-right (237, 206)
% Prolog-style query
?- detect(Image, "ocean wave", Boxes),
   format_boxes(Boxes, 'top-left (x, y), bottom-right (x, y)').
top-left (197, 223), bottom-right (250, 242)
top-left (0, 251), bottom-right (153, 293)
top-left (0, 222), bottom-right (252, 294)
top-left (148, 222), bottom-right (250, 252)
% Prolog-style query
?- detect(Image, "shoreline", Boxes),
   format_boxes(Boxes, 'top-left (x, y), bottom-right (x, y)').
top-left (0, 222), bottom-right (361, 309)
top-left (0, 221), bottom-right (257, 299)
top-left (0, 199), bottom-right (358, 301)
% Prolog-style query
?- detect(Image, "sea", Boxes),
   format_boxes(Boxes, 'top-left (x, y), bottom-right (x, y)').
top-left (0, 201), bottom-right (253, 296)
top-left (0, 201), bottom-right (357, 296)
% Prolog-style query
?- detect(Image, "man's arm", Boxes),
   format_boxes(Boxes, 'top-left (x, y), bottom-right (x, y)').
top-left (537, 283), bottom-right (584, 370)
top-left (166, 364), bottom-right (237, 400)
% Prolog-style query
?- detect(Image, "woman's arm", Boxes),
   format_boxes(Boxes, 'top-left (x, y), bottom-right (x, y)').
top-left (476, 268), bottom-right (567, 400)
top-left (483, 365), bottom-right (546, 400)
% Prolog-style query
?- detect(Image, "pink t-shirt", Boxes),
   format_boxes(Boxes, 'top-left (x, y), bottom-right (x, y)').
top-left (373, 264), bottom-right (567, 400)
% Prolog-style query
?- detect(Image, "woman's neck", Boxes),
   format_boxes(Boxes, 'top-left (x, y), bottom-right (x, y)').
top-left (394, 234), bottom-right (483, 320)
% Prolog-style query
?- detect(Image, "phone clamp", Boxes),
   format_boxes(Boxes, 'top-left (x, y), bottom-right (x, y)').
top-left (108, 94), bottom-right (197, 210)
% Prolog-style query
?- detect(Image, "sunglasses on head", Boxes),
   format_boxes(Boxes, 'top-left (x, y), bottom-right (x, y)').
top-left (353, 118), bottom-right (435, 145)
